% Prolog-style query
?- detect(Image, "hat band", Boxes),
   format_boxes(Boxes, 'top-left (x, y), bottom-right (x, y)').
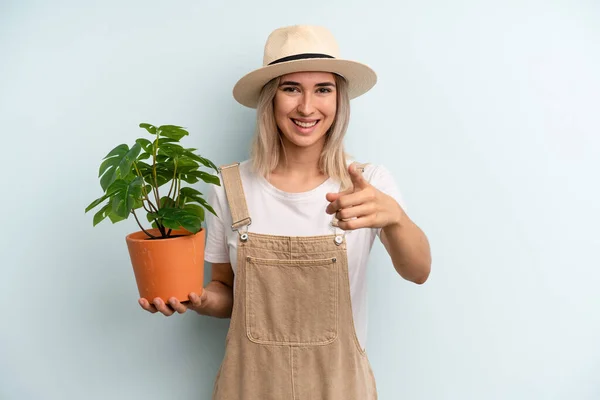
top-left (268, 53), bottom-right (335, 66)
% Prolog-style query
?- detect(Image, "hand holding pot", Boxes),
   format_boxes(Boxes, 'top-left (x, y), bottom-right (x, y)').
top-left (138, 291), bottom-right (208, 316)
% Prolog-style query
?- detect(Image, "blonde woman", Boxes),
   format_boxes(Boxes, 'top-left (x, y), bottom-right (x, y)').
top-left (139, 25), bottom-right (431, 399)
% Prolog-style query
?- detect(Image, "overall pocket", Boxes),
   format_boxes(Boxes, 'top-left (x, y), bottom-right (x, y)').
top-left (245, 256), bottom-right (339, 346)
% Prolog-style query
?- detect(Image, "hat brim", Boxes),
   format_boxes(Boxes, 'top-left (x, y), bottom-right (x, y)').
top-left (232, 58), bottom-right (377, 108)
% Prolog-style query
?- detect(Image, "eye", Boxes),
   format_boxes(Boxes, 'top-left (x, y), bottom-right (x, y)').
top-left (282, 86), bottom-right (300, 92)
top-left (317, 87), bottom-right (333, 94)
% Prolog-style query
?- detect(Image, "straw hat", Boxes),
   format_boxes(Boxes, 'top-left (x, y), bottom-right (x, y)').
top-left (232, 25), bottom-right (377, 108)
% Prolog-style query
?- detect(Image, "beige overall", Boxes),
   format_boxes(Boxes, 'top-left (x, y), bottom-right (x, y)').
top-left (212, 162), bottom-right (377, 400)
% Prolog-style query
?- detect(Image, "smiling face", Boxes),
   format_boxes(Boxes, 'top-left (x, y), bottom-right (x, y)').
top-left (273, 71), bottom-right (338, 151)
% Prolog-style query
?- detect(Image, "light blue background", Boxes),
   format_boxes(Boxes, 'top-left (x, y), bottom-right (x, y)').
top-left (1, 1), bottom-right (599, 399)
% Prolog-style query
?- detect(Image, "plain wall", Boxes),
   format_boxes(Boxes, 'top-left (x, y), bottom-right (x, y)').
top-left (1, 1), bottom-right (599, 399)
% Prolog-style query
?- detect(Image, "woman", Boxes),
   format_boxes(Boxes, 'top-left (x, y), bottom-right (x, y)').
top-left (139, 25), bottom-right (431, 399)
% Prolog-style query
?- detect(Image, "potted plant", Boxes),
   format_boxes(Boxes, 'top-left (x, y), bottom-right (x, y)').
top-left (85, 122), bottom-right (220, 304)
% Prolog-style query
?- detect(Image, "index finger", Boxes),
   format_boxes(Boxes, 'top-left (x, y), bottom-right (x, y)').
top-left (139, 298), bottom-right (158, 314)
top-left (326, 190), bottom-right (368, 214)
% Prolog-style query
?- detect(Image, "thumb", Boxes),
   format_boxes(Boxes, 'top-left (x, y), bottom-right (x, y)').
top-left (349, 163), bottom-right (369, 189)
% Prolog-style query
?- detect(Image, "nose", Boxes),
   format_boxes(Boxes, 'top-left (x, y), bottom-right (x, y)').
top-left (297, 92), bottom-right (315, 116)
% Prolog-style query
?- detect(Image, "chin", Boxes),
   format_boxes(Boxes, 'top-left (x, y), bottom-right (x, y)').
top-left (283, 131), bottom-right (327, 148)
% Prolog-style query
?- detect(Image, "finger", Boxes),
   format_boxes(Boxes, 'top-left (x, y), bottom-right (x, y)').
top-left (325, 187), bottom-right (353, 203)
top-left (188, 292), bottom-right (203, 309)
top-left (337, 215), bottom-right (373, 231)
top-left (153, 297), bottom-right (175, 316)
top-left (336, 203), bottom-right (374, 221)
top-left (349, 163), bottom-right (369, 190)
top-left (168, 297), bottom-right (188, 314)
top-left (326, 190), bottom-right (372, 214)
top-left (139, 298), bottom-right (158, 314)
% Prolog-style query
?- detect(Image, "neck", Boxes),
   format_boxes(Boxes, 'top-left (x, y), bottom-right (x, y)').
top-left (272, 137), bottom-right (325, 179)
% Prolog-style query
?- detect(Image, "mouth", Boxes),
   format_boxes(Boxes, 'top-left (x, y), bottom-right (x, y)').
top-left (291, 119), bottom-right (320, 133)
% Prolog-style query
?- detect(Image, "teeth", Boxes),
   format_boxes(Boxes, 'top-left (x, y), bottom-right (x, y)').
top-left (293, 119), bottom-right (318, 128)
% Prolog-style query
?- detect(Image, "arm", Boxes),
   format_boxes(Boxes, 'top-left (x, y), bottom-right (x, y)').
top-left (194, 262), bottom-right (234, 318)
top-left (380, 206), bottom-right (431, 284)
top-left (326, 163), bottom-right (432, 285)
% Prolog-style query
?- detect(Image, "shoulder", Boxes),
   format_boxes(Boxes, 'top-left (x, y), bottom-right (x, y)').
top-left (210, 159), bottom-right (258, 198)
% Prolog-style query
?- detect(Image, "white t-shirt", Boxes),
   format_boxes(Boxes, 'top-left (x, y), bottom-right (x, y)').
top-left (204, 159), bottom-right (405, 350)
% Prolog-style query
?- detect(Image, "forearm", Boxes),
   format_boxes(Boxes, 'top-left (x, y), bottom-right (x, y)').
top-left (381, 211), bottom-right (431, 284)
top-left (196, 280), bottom-right (234, 318)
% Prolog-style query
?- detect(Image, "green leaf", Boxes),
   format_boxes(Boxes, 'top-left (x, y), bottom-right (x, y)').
top-left (178, 187), bottom-right (217, 217)
top-left (103, 144), bottom-right (129, 160)
top-left (196, 196), bottom-right (217, 217)
top-left (179, 174), bottom-right (199, 184)
top-left (135, 138), bottom-right (152, 153)
top-left (158, 138), bottom-right (180, 145)
top-left (173, 158), bottom-right (200, 174)
top-left (99, 145), bottom-right (128, 190)
top-left (111, 177), bottom-right (144, 218)
top-left (108, 209), bottom-right (127, 223)
top-left (183, 151), bottom-right (219, 172)
top-left (86, 194), bottom-right (108, 213)
top-left (159, 196), bottom-right (176, 208)
top-left (159, 124), bottom-right (185, 130)
top-left (158, 125), bottom-right (188, 141)
top-left (179, 187), bottom-right (203, 199)
top-left (98, 143), bottom-right (142, 191)
top-left (183, 203), bottom-right (205, 221)
top-left (157, 207), bottom-right (202, 233)
top-left (85, 179), bottom-right (125, 213)
top-left (159, 143), bottom-right (185, 158)
top-left (187, 170), bottom-right (220, 186)
top-left (92, 203), bottom-right (111, 226)
top-left (116, 142), bottom-right (142, 179)
top-left (146, 211), bottom-right (160, 223)
top-left (139, 123), bottom-right (157, 135)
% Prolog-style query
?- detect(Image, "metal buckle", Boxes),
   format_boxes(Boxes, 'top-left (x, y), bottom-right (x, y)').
top-left (218, 162), bottom-right (240, 173)
top-left (231, 217), bottom-right (252, 232)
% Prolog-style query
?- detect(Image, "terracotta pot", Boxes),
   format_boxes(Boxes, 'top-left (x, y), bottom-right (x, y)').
top-left (125, 227), bottom-right (205, 303)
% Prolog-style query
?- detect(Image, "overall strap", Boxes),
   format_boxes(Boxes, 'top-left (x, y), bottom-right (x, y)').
top-left (219, 162), bottom-right (252, 231)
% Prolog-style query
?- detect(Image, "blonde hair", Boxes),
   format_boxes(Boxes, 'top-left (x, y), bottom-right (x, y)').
top-left (250, 74), bottom-right (352, 189)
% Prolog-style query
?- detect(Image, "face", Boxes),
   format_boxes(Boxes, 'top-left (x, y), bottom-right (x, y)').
top-left (273, 71), bottom-right (337, 150)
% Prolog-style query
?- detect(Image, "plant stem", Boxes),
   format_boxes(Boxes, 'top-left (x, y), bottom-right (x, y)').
top-left (132, 161), bottom-right (159, 214)
top-left (166, 158), bottom-right (178, 203)
top-left (132, 209), bottom-right (157, 239)
top-left (152, 134), bottom-right (160, 210)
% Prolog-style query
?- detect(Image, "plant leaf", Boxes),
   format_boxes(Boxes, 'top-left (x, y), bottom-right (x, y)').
top-left (158, 125), bottom-right (188, 141)
top-left (98, 143), bottom-right (142, 191)
top-left (157, 207), bottom-right (202, 233)
top-left (139, 123), bottom-right (157, 135)
top-left (135, 138), bottom-right (152, 153)
top-left (92, 203), bottom-right (111, 226)
top-left (183, 203), bottom-right (205, 221)
top-left (187, 170), bottom-right (220, 186)
top-left (111, 177), bottom-right (143, 218)
top-left (183, 150), bottom-right (219, 172)
top-left (116, 142), bottom-right (142, 179)
top-left (195, 196), bottom-right (217, 217)
top-left (85, 178), bottom-right (126, 213)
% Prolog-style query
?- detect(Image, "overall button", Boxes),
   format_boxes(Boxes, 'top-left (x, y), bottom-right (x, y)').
top-left (334, 235), bottom-right (343, 245)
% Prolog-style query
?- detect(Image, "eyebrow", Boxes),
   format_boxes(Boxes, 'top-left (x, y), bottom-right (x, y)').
top-left (279, 81), bottom-right (336, 87)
